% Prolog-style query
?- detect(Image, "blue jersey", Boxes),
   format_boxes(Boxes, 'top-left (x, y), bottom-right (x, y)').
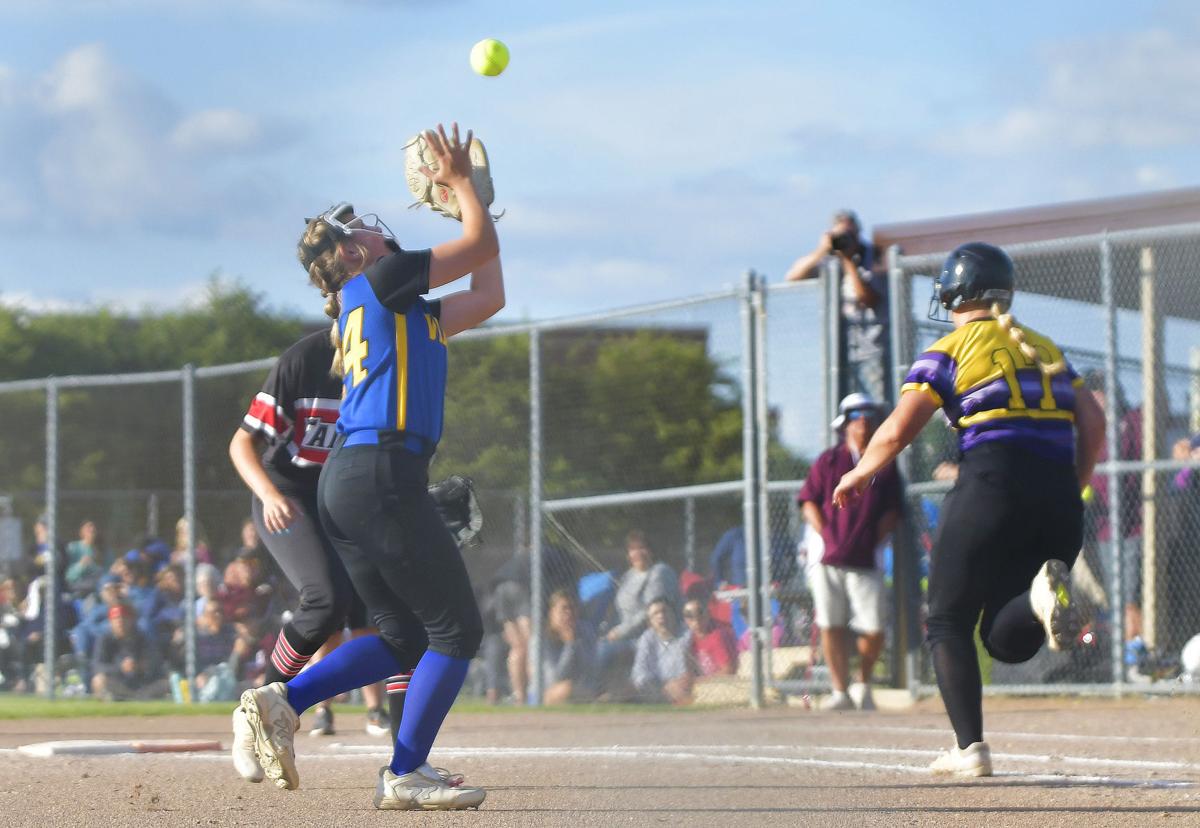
top-left (335, 248), bottom-right (447, 450)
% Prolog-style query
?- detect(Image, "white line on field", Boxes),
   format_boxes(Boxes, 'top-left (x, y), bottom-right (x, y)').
top-left (569, 744), bottom-right (1197, 772)
top-left (809, 723), bottom-right (1197, 745)
top-left (14, 743), bottom-right (1191, 789)
top-left (318, 744), bottom-right (1194, 788)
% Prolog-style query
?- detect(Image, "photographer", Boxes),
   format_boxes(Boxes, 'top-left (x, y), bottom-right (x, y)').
top-left (785, 209), bottom-right (889, 403)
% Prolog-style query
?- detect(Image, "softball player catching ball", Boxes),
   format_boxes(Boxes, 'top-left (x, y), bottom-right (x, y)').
top-left (239, 123), bottom-right (502, 811)
top-left (832, 242), bottom-right (1106, 776)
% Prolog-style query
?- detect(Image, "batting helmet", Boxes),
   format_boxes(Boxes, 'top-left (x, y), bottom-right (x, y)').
top-left (928, 242), bottom-right (1015, 322)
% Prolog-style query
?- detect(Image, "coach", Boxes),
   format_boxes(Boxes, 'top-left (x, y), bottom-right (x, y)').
top-left (797, 393), bottom-right (901, 711)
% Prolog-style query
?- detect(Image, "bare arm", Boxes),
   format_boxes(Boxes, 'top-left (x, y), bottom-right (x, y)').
top-left (228, 429), bottom-right (298, 534)
top-left (841, 256), bottom-right (880, 309)
top-left (1073, 386), bottom-right (1107, 491)
top-left (833, 391), bottom-right (940, 508)
top-left (422, 124), bottom-right (500, 288)
top-left (801, 501), bottom-right (825, 534)
top-left (784, 234), bottom-right (832, 282)
top-left (439, 257), bottom-right (505, 338)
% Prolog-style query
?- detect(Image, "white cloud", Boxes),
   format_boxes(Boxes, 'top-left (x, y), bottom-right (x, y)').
top-left (171, 109), bottom-right (266, 155)
top-left (0, 44), bottom-right (296, 234)
top-left (931, 27), bottom-right (1200, 155)
top-left (1134, 164), bottom-right (1175, 189)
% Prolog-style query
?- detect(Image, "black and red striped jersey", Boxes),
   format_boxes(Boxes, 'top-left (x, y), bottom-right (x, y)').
top-left (240, 330), bottom-right (342, 497)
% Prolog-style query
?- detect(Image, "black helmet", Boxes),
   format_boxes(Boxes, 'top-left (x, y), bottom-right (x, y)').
top-left (928, 242), bottom-right (1015, 322)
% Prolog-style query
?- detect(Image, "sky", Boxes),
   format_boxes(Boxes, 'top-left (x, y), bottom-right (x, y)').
top-left (1, 0), bottom-right (1198, 322)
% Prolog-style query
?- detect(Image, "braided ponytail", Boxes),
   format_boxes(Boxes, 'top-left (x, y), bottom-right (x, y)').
top-left (297, 219), bottom-right (355, 377)
top-left (992, 302), bottom-right (1066, 377)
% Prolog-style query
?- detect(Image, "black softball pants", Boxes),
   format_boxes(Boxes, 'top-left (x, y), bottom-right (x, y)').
top-left (252, 492), bottom-right (354, 645)
top-left (317, 441), bottom-right (483, 670)
top-left (926, 442), bottom-right (1082, 747)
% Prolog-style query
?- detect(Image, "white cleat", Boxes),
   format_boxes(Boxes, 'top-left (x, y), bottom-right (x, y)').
top-left (929, 741), bottom-right (992, 777)
top-left (1030, 559), bottom-right (1082, 651)
top-left (819, 690), bottom-right (856, 711)
top-left (417, 762), bottom-right (465, 788)
top-left (239, 682), bottom-right (300, 790)
top-left (231, 706), bottom-right (265, 783)
top-left (374, 766), bottom-right (486, 811)
top-left (848, 682), bottom-right (876, 711)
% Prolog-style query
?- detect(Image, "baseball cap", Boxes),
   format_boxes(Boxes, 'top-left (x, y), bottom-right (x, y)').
top-left (831, 392), bottom-right (882, 430)
top-left (107, 603), bottom-right (134, 621)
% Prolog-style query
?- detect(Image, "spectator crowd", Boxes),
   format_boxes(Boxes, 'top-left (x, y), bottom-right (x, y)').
top-left (0, 515), bottom-right (292, 701)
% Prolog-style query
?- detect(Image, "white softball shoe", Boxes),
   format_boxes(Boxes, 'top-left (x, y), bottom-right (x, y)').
top-left (1030, 559), bottom-right (1082, 651)
top-left (929, 741), bottom-right (993, 777)
top-left (819, 690), bottom-right (855, 711)
top-left (848, 681), bottom-right (876, 711)
top-left (239, 682), bottom-right (300, 790)
top-left (374, 765), bottom-right (485, 810)
top-left (230, 706), bottom-right (264, 783)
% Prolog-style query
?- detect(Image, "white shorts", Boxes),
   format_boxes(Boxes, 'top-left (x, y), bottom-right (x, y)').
top-left (808, 562), bottom-right (886, 633)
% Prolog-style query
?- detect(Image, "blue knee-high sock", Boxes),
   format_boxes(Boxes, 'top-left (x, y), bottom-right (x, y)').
top-left (284, 635), bottom-right (402, 716)
top-left (389, 650), bottom-right (470, 776)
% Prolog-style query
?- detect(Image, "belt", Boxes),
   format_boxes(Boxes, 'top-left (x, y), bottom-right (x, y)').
top-left (335, 429), bottom-right (435, 458)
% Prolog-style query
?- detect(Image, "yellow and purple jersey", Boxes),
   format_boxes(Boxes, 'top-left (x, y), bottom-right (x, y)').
top-left (902, 319), bottom-right (1083, 463)
top-left (335, 248), bottom-right (447, 453)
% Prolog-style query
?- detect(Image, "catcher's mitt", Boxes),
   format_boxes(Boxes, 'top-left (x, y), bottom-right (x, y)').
top-left (404, 133), bottom-right (500, 221)
top-left (429, 475), bottom-right (483, 547)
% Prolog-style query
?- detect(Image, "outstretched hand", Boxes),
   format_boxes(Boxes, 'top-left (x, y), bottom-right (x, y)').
top-left (419, 122), bottom-right (475, 188)
top-left (832, 469), bottom-right (871, 509)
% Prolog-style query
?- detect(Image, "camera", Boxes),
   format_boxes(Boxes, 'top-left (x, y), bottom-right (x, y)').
top-left (829, 231), bottom-right (856, 254)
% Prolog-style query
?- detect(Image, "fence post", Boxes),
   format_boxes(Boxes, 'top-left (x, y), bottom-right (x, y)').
top-left (886, 245), bottom-right (920, 693)
top-left (1099, 235), bottom-right (1125, 686)
top-left (1138, 247), bottom-right (1165, 652)
top-left (683, 497), bottom-right (696, 573)
top-left (752, 273), bottom-right (774, 699)
top-left (528, 329), bottom-right (544, 706)
top-left (823, 258), bottom-right (842, 446)
top-left (740, 271), bottom-right (764, 709)
top-left (43, 380), bottom-right (58, 700)
top-left (182, 364), bottom-right (197, 699)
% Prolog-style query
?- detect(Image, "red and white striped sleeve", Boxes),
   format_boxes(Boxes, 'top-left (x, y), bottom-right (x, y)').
top-left (242, 391), bottom-right (290, 438)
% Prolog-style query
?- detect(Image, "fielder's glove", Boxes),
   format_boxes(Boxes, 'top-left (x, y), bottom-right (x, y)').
top-left (429, 475), bottom-right (484, 547)
top-left (404, 133), bottom-right (501, 221)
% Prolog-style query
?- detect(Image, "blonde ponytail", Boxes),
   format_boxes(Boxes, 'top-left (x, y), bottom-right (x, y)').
top-left (992, 301), bottom-right (1066, 376)
top-left (297, 217), bottom-right (358, 378)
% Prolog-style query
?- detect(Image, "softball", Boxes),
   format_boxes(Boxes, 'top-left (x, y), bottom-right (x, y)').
top-left (470, 38), bottom-right (509, 76)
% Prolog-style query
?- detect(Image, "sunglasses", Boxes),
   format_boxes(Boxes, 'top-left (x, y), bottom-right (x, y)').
top-left (682, 611), bottom-right (702, 620)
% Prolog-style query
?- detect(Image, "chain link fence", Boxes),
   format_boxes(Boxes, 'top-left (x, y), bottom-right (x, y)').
top-left (888, 224), bottom-right (1200, 694)
top-left (4, 226), bottom-right (1198, 707)
top-left (0, 276), bottom-right (805, 708)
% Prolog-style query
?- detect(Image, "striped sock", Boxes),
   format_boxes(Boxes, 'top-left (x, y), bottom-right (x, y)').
top-left (285, 634), bottom-right (402, 716)
top-left (386, 672), bottom-right (412, 744)
top-left (262, 625), bottom-right (320, 685)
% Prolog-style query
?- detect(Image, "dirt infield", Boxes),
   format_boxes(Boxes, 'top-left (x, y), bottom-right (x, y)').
top-left (0, 696), bottom-right (1197, 827)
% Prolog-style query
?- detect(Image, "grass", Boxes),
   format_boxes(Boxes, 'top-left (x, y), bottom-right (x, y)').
top-left (0, 693), bottom-right (718, 720)
top-left (0, 695), bottom-right (236, 719)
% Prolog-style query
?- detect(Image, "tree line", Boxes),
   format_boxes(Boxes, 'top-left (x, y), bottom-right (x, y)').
top-left (0, 280), bottom-right (798, 563)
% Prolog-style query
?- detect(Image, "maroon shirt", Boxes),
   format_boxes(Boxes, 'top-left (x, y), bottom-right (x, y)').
top-left (1089, 407), bottom-right (1143, 541)
top-left (797, 444), bottom-right (901, 569)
